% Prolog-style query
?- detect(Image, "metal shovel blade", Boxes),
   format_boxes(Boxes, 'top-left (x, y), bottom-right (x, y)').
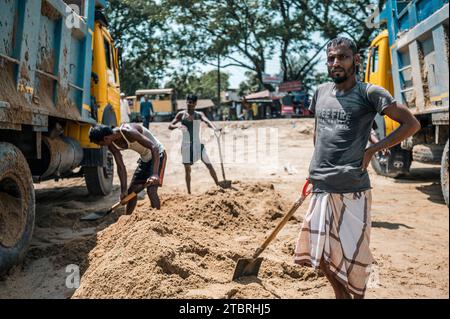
top-left (80, 187), bottom-right (145, 222)
top-left (232, 257), bottom-right (264, 281)
top-left (219, 180), bottom-right (232, 189)
top-left (80, 209), bottom-right (113, 221)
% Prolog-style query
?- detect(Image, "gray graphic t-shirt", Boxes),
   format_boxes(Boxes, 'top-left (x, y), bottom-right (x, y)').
top-left (309, 81), bottom-right (395, 193)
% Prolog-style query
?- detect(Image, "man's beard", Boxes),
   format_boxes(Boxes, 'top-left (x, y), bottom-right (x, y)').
top-left (329, 61), bottom-right (356, 84)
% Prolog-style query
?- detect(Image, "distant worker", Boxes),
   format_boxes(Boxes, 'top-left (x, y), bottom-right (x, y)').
top-left (120, 93), bottom-right (131, 124)
top-left (140, 96), bottom-right (155, 129)
top-left (169, 94), bottom-right (222, 194)
top-left (89, 123), bottom-right (167, 213)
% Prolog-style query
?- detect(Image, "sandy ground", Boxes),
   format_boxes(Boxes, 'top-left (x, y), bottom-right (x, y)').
top-left (0, 119), bottom-right (448, 299)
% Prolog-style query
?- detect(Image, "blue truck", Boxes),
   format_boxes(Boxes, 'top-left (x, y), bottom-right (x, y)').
top-left (0, 0), bottom-right (121, 274)
top-left (365, 0), bottom-right (449, 206)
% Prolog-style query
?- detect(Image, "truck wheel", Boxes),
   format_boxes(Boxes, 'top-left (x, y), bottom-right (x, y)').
top-left (370, 145), bottom-right (412, 178)
top-left (0, 143), bottom-right (35, 276)
top-left (441, 140), bottom-right (449, 207)
top-left (413, 144), bottom-right (445, 164)
top-left (84, 108), bottom-right (117, 197)
top-left (84, 150), bottom-right (114, 196)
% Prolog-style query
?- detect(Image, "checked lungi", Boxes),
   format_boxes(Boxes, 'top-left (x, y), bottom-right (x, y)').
top-left (294, 191), bottom-right (374, 296)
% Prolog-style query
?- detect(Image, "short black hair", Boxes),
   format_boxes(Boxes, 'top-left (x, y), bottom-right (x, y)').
top-left (89, 125), bottom-right (113, 144)
top-left (186, 94), bottom-right (198, 102)
top-left (327, 37), bottom-right (358, 55)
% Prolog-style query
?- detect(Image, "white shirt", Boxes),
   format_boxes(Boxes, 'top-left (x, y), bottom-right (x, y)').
top-left (112, 124), bottom-right (165, 162)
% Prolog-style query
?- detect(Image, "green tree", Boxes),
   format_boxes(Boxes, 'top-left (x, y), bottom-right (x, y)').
top-left (163, 0), bottom-right (274, 90)
top-left (106, 0), bottom-right (172, 95)
top-left (283, 53), bottom-right (328, 91)
top-left (105, 0), bottom-right (387, 96)
top-left (165, 70), bottom-right (230, 104)
top-left (237, 71), bottom-right (264, 96)
top-left (268, 0), bottom-right (321, 83)
top-left (291, 0), bottom-right (386, 58)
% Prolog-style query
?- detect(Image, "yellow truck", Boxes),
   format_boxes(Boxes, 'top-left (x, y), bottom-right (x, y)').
top-left (365, 0), bottom-right (449, 206)
top-left (0, 0), bottom-right (121, 273)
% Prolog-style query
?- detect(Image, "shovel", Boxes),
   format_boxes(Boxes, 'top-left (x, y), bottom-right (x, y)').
top-left (232, 179), bottom-right (312, 281)
top-left (80, 182), bottom-right (151, 221)
top-left (215, 130), bottom-right (232, 189)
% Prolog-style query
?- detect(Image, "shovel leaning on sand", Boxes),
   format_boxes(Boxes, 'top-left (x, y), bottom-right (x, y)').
top-left (80, 181), bottom-right (152, 221)
top-left (232, 179), bottom-right (312, 281)
top-left (215, 130), bottom-right (232, 189)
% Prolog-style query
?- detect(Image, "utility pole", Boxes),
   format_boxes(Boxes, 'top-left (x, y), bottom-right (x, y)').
top-left (217, 53), bottom-right (221, 109)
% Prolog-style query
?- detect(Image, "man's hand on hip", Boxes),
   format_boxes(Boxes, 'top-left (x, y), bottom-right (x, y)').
top-left (362, 147), bottom-right (377, 170)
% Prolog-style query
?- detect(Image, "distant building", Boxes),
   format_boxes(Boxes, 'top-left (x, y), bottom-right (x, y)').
top-left (277, 81), bottom-right (311, 117)
top-left (220, 90), bottom-right (242, 121)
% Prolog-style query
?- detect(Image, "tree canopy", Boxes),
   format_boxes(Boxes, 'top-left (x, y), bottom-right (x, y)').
top-left (105, 0), bottom-right (386, 96)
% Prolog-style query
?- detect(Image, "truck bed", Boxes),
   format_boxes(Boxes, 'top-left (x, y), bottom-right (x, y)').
top-left (0, 0), bottom-right (99, 130)
top-left (386, 1), bottom-right (449, 116)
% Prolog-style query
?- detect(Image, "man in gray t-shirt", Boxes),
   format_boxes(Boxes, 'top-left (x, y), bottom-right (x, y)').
top-left (308, 81), bottom-right (396, 193)
top-left (294, 37), bottom-right (420, 299)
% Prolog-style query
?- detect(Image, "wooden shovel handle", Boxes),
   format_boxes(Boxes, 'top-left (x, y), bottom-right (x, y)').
top-left (112, 181), bottom-right (153, 210)
top-left (215, 132), bottom-right (226, 180)
top-left (109, 192), bottom-right (136, 211)
top-left (252, 179), bottom-right (311, 259)
top-left (120, 192), bottom-right (139, 205)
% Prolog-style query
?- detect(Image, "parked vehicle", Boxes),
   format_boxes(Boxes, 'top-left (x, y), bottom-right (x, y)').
top-left (0, 0), bottom-right (121, 274)
top-left (365, 0), bottom-right (449, 206)
top-left (134, 88), bottom-right (178, 122)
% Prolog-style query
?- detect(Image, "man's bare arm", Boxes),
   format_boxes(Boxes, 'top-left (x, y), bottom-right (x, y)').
top-left (169, 112), bottom-right (184, 130)
top-left (199, 112), bottom-right (219, 131)
top-left (109, 145), bottom-right (128, 195)
top-left (369, 103), bottom-right (420, 152)
top-left (362, 102), bottom-right (420, 169)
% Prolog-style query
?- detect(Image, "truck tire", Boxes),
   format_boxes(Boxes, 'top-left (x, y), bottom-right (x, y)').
top-left (370, 145), bottom-right (412, 178)
top-left (83, 104), bottom-right (117, 196)
top-left (441, 140), bottom-right (449, 207)
top-left (413, 144), bottom-right (445, 164)
top-left (84, 150), bottom-right (114, 196)
top-left (370, 116), bottom-right (412, 178)
top-left (0, 143), bottom-right (35, 276)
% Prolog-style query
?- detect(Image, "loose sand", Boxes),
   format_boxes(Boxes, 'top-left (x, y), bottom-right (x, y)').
top-left (0, 119), bottom-right (447, 299)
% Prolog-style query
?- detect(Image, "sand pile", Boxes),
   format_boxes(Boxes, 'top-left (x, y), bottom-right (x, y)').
top-left (72, 182), bottom-right (322, 299)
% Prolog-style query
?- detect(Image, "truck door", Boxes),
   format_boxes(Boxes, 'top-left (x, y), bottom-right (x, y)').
top-left (97, 28), bottom-right (120, 126)
top-left (365, 31), bottom-right (400, 137)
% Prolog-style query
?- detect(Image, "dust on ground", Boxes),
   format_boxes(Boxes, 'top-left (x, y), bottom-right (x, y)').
top-left (0, 119), bottom-right (448, 299)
